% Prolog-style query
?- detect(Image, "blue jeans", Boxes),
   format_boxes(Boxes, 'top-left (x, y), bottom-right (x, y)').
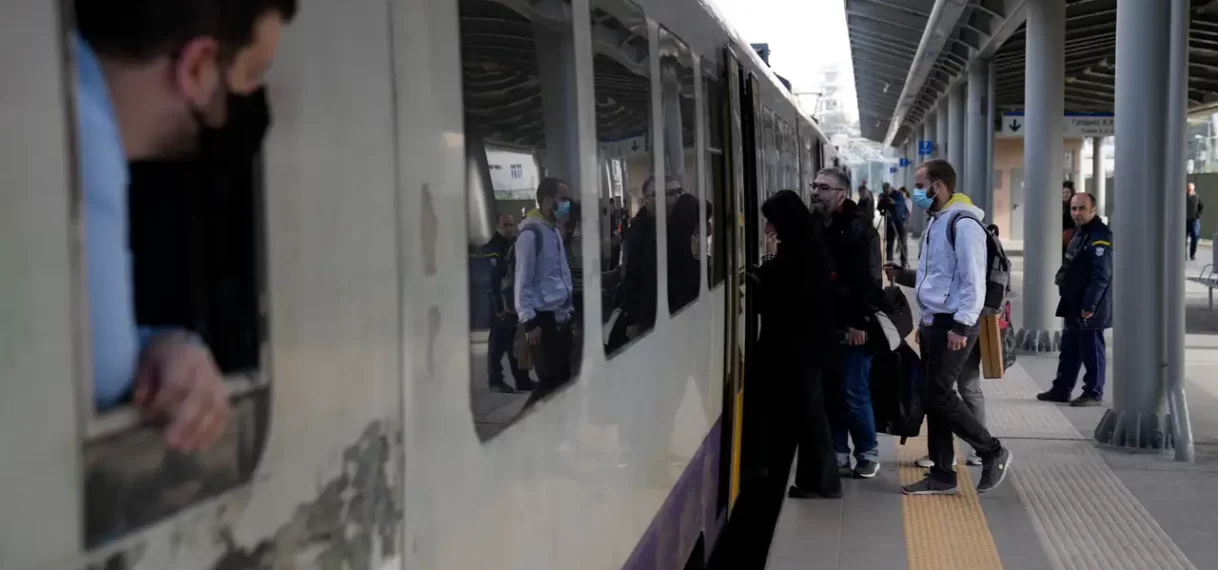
top-left (830, 346), bottom-right (879, 464)
top-left (1188, 219), bottom-right (1201, 259)
top-left (1052, 328), bottom-right (1107, 398)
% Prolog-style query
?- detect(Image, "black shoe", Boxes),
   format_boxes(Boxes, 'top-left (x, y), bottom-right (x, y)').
top-left (490, 383), bottom-right (515, 394)
top-left (900, 476), bottom-right (958, 495)
top-left (837, 460), bottom-right (853, 477)
top-left (514, 380), bottom-right (536, 391)
top-left (1070, 393), bottom-right (1102, 407)
top-left (1036, 390), bottom-right (1070, 403)
top-left (853, 460), bottom-right (880, 479)
top-left (977, 448), bottom-right (1013, 494)
top-left (788, 485), bottom-right (842, 499)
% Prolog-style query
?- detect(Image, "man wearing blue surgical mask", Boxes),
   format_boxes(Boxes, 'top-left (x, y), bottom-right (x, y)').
top-left (887, 159), bottom-right (1013, 496)
top-left (517, 178), bottom-right (576, 409)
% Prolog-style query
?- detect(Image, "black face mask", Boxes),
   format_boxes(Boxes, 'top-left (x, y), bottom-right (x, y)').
top-left (197, 87), bottom-right (272, 166)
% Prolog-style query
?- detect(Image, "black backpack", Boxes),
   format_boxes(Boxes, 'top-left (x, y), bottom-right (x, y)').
top-left (946, 212), bottom-right (1012, 316)
top-left (500, 225), bottom-right (545, 315)
top-left (870, 342), bottom-right (924, 443)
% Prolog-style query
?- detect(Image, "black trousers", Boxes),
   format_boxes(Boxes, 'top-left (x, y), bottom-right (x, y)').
top-left (522, 312), bottom-right (573, 409)
top-left (920, 319), bottom-right (1002, 484)
top-left (768, 362), bottom-right (841, 495)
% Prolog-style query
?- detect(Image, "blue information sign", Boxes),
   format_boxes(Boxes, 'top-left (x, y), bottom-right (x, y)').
top-left (889, 167), bottom-right (898, 174)
top-left (899, 157), bottom-right (910, 167)
top-left (918, 140), bottom-right (933, 156)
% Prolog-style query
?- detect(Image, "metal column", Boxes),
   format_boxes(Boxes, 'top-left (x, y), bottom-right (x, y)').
top-left (936, 103), bottom-right (948, 159)
top-left (1016, 0), bottom-right (1065, 352)
top-left (1096, 0), bottom-right (1172, 451)
top-left (535, 25), bottom-right (580, 181)
top-left (1164, 0), bottom-right (1193, 461)
top-left (967, 60), bottom-right (991, 218)
top-left (949, 83), bottom-right (966, 176)
top-left (1091, 136), bottom-right (1106, 218)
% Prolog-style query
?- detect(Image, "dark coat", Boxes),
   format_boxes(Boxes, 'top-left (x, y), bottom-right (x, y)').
top-left (616, 206), bottom-right (657, 331)
top-left (824, 199), bottom-right (885, 332)
top-left (484, 232), bottom-right (516, 326)
top-left (1055, 217), bottom-right (1113, 330)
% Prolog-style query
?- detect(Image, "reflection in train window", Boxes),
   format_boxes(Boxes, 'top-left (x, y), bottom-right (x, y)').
top-left (703, 62), bottom-right (727, 287)
top-left (659, 28), bottom-right (700, 315)
top-left (73, 0), bottom-right (291, 544)
top-left (460, 0), bottom-right (583, 441)
top-left (595, 0), bottom-right (656, 356)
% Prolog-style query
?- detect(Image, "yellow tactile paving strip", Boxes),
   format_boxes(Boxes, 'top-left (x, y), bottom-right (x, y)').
top-left (898, 436), bottom-right (1004, 570)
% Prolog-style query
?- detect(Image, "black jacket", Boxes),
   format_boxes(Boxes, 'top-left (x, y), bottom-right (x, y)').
top-left (825, 200), bottom-right (885, 332)
top-left (616, 207), bottom-right (658, 331)
top-left (1055, 217), bottom-right (1113, 330)
top-left (484, 231), bottom-right (516, 326)
top-left (1187, 193), bottom-right (1204, 222)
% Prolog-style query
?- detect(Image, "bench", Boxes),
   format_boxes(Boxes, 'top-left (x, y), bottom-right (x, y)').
top-left (1188, 265), bottom-right (1218, 309)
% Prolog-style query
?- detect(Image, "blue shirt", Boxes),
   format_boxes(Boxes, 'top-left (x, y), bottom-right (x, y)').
top-left (76, 35), bottom-right (150, 410)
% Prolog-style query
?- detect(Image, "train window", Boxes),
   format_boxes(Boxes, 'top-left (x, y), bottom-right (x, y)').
top-left (459, 0), bottom-right (583, 440)
top-left (595, 0), bottom-right (656, 356)
top-left (762, 109), bottom-right (775, 199)
top-left (659, 27), bottom-right (699, 315)
top-left (703, 61), bottom-right (727, 287)
top-left (72, 20), bottom-right (278, 544)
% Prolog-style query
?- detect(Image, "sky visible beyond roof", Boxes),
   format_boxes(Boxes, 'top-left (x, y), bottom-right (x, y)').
top-left (709, 0), bottom-right (858, 122)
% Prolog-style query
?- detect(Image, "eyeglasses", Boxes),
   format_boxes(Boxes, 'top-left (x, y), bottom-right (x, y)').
top-left (811, 183), bottom-right (846, 192)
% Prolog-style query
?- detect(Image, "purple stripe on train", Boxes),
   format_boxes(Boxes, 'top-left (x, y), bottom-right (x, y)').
top-left (621, 418), bottom-right (723, 570)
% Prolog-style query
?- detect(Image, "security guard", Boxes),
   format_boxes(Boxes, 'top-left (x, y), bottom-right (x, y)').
top-left (1038, 193), bottom-right (1112, 407)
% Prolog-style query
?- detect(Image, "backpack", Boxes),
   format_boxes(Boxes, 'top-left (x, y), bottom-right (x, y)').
top-left (946, 212), bottom-right (1011, 316)
top-left (500, 224), bottom-right (544, 315)
top-left (870, 342), bottom-right (924, 443)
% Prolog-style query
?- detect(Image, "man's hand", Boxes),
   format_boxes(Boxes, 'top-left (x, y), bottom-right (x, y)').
top-left (848, 327), bottom-right (867, 346)
top-left (947, 331), bottom-right (967, 351)
top-left (1081, 310), bottom-right (1094, 320)
top-left (132, 334), bottom-right (231, 452)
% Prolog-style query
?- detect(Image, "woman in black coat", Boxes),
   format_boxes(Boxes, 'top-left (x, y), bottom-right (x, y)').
top-left (750, 189), bottom-right (841, 499)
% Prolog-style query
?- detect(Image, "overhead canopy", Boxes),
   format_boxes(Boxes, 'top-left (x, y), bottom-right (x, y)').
top-left (848, 0), bottom-right (1218, 146)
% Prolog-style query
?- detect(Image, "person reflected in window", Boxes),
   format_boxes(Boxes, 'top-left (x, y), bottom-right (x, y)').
top-left (611, 175), bottom-right (680, 343)
top-left (485, 213), bottom-right (534, 393)
top-left (750, 189), bottom-right (841, 500)
top-left (667, 193), bottom-right (701, 313)
top-left (75, 0), bottom-right (296, 450)
top-left (517, 178), bottom-right (575, 409)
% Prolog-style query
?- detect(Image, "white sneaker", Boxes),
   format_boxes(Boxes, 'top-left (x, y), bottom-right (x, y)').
top-left (915, 455), bottom-right (957, 468)
top-left (966, 451), bottom-right (983, 466)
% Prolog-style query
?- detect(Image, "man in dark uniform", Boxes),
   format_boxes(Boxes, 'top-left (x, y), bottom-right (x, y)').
top-left (485, 213), bottom-right (535, 393)
top-left (1038, 193), bottom-right (1112, 407)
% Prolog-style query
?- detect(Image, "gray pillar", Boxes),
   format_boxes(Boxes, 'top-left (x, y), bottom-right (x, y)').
top-left (1164, 0), bottom-right (1193, 461)
top-left (985, 62), bottom-right (996, 222)
top-left (535, 26), bottom-right (580, 181)
top-left (661, 69), bottom-right (684, 181)
top-left (1096, 0), bottom-right (1172, 450)
top-left (949, 83), bottom-right (966, 176)
top-left (936, 104), bottom-right (949, 159)
top-left (1017, 0), bottom-right (1065, 351)
top-left (1091, 136), bottom-right (1106, 218)
top-left (922, 119), bottom-right (934, 163)
top-left (967, 60), bottom-right (990, 218)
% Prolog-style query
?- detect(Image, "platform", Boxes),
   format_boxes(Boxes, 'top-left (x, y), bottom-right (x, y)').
top-left (765, 244), bottom-right (1218, 570)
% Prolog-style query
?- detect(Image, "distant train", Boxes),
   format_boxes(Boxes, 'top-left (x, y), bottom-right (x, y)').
top-left (1, 0), bottom-right (842, 568)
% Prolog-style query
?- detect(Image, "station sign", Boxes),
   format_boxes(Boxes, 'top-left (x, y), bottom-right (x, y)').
top-left (997, 112), bottom-right (1114, 139)
top-left (899, 157), bottom-right (910, 167)
top-left (890, 166), bottom-right (898, 174)
top-left (918, 140), bottom-right (934, 156)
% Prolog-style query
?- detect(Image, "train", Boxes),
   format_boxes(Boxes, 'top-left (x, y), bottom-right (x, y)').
top-left (0, 0), bottom-right (843, 568)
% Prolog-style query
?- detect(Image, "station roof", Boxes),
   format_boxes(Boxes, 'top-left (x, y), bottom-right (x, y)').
top-left (847, 0), bottom-right (1218, 146)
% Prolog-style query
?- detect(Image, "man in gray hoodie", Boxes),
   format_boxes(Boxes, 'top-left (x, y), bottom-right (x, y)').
top-left (888, 158), bottom-right (1013, 496)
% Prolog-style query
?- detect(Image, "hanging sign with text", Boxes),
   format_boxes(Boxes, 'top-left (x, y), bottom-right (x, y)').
top-left (997, 112), bottom-right (1113, 139)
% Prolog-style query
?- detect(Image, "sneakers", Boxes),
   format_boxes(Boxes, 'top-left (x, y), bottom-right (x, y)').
top-left (1070, 393), bottom-right (1102, 407)
top-left (901, 476), bottom-right (958, 495)
top-left (914, 455), bottom-right (958, 468)
top-left (854, 460), bottom-right (880, 479)
top-left (1036, 390), bottom-right (1070, 403)
top-left (977, 447), bottom-right (1013, 493)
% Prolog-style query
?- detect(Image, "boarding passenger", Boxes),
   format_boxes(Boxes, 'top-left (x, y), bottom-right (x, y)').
top-left (667, 193), bottom-right (702, 313)
top-left (1187, 183), bottom-right (1204, 261)
top-left (750, 190), bottom-right (841, 500)
top-left (75, 0), bottom-right (295, 450)
top-left (486, 213), bottom-right (535, 393)
top-left (517, 178), bottom-right (576, 409)
top-left (1038, 193), bottom-right (1112, 407)
top-left (811, 167), bottom-right (885, 479)
top-left (890, 159), bottom-right (1013, 495)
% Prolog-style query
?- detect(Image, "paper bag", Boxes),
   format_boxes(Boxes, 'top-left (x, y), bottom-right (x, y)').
top-left (978, 314), bottom-right (1004, 379)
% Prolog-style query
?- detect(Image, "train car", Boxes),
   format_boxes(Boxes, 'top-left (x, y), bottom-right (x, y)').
top-left (0, 0), bottom-right (840, 568)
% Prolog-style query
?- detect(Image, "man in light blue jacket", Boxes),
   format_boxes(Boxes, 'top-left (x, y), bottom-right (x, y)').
top-left (888, 159), bottom-right (1013, 496)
